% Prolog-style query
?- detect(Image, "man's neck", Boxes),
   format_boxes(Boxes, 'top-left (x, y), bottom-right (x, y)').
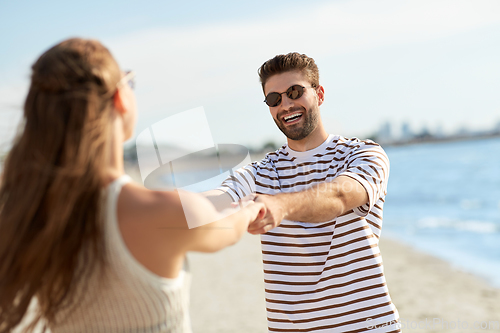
top-left (286, 125), bottom-right (329, 152)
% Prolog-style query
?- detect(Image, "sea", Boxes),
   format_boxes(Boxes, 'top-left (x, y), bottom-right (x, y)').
top-left (382, 137), bottom-right (500, 287)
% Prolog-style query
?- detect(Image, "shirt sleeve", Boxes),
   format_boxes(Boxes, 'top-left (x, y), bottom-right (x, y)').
top-left (337, 140), bottom-right (390, 217)
top-left (216, 163), bottom-right (258, 202)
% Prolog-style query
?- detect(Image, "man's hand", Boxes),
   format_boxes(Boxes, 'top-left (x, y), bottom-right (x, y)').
top-left (247, 194), bottom-right (288, 235)
top-left (245, 176), bottom-right (369, 234)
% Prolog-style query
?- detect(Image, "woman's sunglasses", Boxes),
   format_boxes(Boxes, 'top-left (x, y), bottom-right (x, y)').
top-left (117, 70), bottom-right (136, 90)
top-left (264, 85), bottom-right (313, 107)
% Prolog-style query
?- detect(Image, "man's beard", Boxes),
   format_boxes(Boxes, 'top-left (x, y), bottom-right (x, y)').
top-left (273, 106), bottom-right (319, 141)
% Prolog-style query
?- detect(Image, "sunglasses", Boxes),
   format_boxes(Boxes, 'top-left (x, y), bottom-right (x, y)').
top-left (264, 85), bottom-right (313, 107)
top-left (117, 70), bottom-right (136, 90)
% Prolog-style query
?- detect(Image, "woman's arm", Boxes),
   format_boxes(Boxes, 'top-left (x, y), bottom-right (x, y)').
top-left (163, 189), bottom-right (265, 253)
top-left (118, 183), bottom-right (265, 260)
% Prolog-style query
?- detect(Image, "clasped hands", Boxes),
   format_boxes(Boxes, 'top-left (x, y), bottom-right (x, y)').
top-left (234, 194), bottom-right (287, 235)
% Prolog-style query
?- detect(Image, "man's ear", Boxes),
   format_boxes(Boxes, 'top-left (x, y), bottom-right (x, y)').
top-left (316, 85), bottom-right (325, 106)
top-left (113, 88), bottom-right (126, 116)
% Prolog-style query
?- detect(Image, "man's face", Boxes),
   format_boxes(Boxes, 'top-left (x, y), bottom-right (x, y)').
top-left (264, 70), bottom-right (324, 141)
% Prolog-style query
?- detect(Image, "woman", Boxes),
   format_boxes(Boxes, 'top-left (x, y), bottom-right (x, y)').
top-left (0, 38), bottom-right (264, 332)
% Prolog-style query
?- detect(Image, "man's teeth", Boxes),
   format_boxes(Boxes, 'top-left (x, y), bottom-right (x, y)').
top-left (284, 113), bottom-right (302, 122)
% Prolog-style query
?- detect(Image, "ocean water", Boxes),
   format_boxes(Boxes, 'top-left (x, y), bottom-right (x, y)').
top-left (383, 137), bottom-right (500, 287)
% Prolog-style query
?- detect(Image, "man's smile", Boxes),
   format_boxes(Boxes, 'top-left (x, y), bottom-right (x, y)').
top-left (282, 112), bottom-right (303, 124)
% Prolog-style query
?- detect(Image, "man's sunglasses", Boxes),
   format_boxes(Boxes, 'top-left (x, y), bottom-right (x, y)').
top-left (264, 85), bottom-right (313, 107)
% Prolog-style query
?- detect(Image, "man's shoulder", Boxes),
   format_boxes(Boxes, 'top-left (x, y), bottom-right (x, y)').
top-left (237, 146), bottom-right (288, 177)
top-left (252, 144), bottom-right (288, 164)
top-left (332, 135), bottom-right (386, 154)
top-left (334, 135), bottom-right (381, 147)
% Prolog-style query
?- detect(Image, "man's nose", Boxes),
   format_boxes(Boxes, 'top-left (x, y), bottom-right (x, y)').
top-left (280, 93), bottom-right (294, 110)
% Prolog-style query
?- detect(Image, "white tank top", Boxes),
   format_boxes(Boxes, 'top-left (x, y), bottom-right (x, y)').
top-left (51, 175), bottom-right (192, 332)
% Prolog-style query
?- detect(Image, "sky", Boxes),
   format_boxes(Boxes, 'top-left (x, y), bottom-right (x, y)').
top-left (1, 0), bottom-right (500, 152)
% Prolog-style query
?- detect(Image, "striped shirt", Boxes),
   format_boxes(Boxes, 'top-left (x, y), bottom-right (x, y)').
top-left (218, 135), bottom-right (400, 333)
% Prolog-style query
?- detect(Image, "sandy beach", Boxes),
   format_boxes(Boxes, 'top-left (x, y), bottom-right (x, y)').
top-left (381, 238), bottom-right (500, 332)
top-left (187, 234), bottom-right (500, 333)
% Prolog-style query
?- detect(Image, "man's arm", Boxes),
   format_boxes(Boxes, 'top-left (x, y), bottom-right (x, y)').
top-left (203, 162), bottom-right (260, 214)
top-left (248, 175), bottom-right (368, 234)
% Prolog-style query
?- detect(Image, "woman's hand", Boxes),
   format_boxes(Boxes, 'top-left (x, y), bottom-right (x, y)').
top-left (241, 200), bottom-right (266, 226)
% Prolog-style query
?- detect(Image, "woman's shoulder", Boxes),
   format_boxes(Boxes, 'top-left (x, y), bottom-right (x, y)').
top-left (117, 182), bottom-right (186, 229)
top-left (115, 182), bottom-right (190, 277)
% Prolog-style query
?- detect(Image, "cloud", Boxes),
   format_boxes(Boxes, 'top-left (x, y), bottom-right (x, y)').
top-left (109, 0), bottom-right (500, 74)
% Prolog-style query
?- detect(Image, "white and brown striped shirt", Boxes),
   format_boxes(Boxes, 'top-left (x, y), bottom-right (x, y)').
top-left (218, 135), bottom-right (400, 333)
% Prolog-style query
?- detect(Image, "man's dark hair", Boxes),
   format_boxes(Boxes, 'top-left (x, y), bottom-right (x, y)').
top-left (258, 52), bottom-right (319, 92)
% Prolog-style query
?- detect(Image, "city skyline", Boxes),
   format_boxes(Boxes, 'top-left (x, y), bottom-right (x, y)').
top-left (375, 119), bottom-right (500, 146)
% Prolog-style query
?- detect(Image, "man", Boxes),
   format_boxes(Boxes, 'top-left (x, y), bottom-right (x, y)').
top-left (206, 53), bottom-right (400, 332)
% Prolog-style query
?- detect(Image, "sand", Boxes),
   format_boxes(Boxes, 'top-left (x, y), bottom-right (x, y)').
top-left (187, 233), bottom-right (268, 333)
top-left (187, 235), bottom-right (500, 333)
top-left (379, 238), bottom-right (500, 333)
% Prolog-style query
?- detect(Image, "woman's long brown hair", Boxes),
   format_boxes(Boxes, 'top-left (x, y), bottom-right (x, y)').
top-left (0, 38), bottom-right (121, 332)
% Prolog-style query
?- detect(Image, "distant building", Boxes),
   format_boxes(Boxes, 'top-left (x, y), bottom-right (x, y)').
top-left (415, 126), bottom-right (432, 140)
top-left (435, 124), bottom-right (444, 138)
top-left (400, 122), bottom-right (413, 141)
top-left (494, 120), bottom-right (500, 134)
top-left (456, 126), bottom-right (470, 137)
top-left (378, 122), bottom-right (392, 143)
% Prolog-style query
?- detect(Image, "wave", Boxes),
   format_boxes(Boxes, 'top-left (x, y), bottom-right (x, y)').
top-left (416, 217), bottom-right (499, 234)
